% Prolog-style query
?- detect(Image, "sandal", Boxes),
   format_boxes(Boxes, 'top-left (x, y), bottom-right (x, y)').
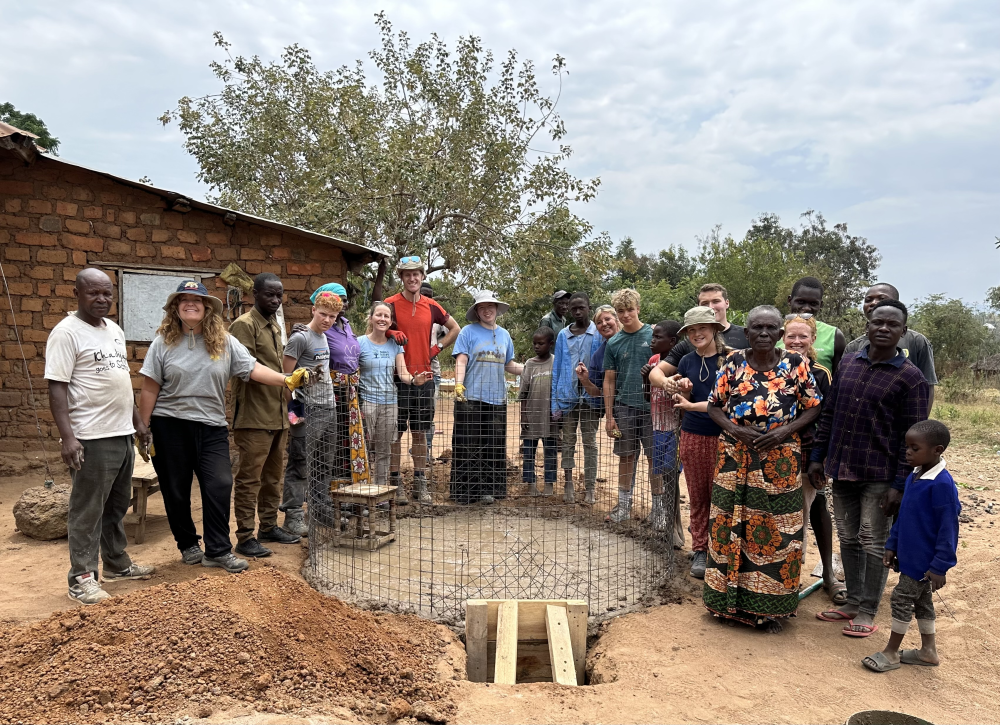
top-left (815, 608), bottom-right (853, 622)
top-left (900, 649), bottom-right (939, 666)
top-left (843, 621), bottom-right (879, 638)
top-left (826, 581), bottom-right (848, 606)
top-left (862, 652), bottom-right (900, 673)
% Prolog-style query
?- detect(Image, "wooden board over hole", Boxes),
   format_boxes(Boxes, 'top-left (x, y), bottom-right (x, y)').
top-left (465, 599), bottom-right (587, 685)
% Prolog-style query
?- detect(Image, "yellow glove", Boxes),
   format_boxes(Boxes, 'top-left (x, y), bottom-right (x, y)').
top-left (454, 382), bottom-right (467, 403)
top-left (284, 367), bottom-right (311, 391)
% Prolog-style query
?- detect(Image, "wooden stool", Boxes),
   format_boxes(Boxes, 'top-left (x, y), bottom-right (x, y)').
top-left (126, 459), bottom-right (160, 544)
top-left (328, 483), bottom-right (398, 550)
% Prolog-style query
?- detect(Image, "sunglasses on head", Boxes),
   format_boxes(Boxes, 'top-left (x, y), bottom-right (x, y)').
top-left (784, 312), bottom-right (814, 320)
top-left (400, 256), bottom-right (421, 264)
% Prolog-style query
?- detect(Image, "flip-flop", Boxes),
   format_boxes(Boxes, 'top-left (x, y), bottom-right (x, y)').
top-left (862, 652), bottom-right (900, 673)
top-left (826, 581), bottom-right (848, 606)
top-left (900, 649), bottom-right (939, 666)
top-left (816, 608), bottom-right (853, 622)
top-left (843, 621), bottom-right (879, 638)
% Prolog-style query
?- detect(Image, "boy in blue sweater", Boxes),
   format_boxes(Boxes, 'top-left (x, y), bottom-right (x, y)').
top-left (863, 419), bottom-right (960, 673)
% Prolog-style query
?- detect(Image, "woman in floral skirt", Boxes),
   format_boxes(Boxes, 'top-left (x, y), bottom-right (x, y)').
top-left (705, 305), bottom-right (822, 632)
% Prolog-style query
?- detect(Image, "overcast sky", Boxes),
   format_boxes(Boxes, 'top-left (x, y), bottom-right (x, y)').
top-left (4, 1), bottom-right (998, 306)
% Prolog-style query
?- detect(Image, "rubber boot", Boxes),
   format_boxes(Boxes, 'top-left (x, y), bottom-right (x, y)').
top-left (563, 477), bottom-right (575, 504)
top-left (607, 490), bottom-right (633, 523)
top-left (415, 473), bottom-right (433, 505)
top-left (584, 482), bottom-right (596, 505)
top-left (647, 493), bottom-right (667, 532)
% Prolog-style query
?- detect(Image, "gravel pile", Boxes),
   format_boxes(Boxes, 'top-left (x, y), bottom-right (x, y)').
top-left (0, 567), bottom-right (454, 724)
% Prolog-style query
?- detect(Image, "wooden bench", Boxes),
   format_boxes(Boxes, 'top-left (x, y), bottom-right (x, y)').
top-left (125, 459), bottom-right (160, 544)
top-left (328, 483), bottom-right (398, 550)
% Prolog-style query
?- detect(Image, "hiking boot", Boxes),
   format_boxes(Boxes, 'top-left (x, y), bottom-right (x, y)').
top-left (181, 545), bottom-right (204, 565)
top-left (283, 510), bottom-right (308, 537)
top-left (646, 493), bottom-right (667, 532)
top-left (584, 483), bottom-right (596, 506)
top-left (607, 490), bottom-right (633, 523)
top-left (235, 538), bottom-right (273, 558)
top-left (259, 526), bottom-right (301, 544)
top-left (563, 480), bottom-right (575, 504)
top-left (542, 482), bottom-right (554, 496)
top-left (415, 475), bottom-right (433, 505)
top-left (68, 573), bottom-right (110, 605)
top-left (394, 482), bottom-right (409, 504)
top-left (103, 563), bottom-right (155, 581)
top-left (690, 551), bottom-right (707, 579)
top-left (202, 552), bottom-right (250, 573)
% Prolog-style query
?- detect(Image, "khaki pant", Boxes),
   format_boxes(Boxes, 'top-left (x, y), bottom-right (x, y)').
top-left (233, 428), bottom-right (288, 543)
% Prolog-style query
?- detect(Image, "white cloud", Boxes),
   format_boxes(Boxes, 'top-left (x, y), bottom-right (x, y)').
top-left (3, 0), bottom-right (998, 304)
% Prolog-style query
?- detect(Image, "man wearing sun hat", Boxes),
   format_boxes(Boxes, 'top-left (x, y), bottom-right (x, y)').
top-left (384, 256), bottom-right (461, 503)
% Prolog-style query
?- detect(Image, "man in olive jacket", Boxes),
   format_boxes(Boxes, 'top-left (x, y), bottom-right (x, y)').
top-left (230, 273), bottom-right (300, 558)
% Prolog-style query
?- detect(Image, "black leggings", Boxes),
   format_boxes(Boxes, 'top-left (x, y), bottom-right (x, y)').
top-left (150, 416), bottom-right (234, 558)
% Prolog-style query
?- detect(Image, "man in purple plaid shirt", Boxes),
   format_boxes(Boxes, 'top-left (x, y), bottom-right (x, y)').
top-left (808, 299), bottom-right (930, 638)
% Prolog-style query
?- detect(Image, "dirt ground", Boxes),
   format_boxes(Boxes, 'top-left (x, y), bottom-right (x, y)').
top-left (2, 440), bottom-right (999, 724)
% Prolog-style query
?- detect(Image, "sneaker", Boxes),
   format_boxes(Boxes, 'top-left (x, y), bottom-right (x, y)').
top-left (68, 573), bottom-right (110, 605)
top-left (259, 526), bottom-right (301, 544)
top-left (202, 552), bottom-right (250, 573)
top-left (235, 537), bottom-right (273, 558)
top-left (103, 563), bottom-right (155, 581)
top-left (646, 493), bottom-right (667, 532)
top-left (283, 510), bottom-right (308, 537)
top-left (607, 490), bottom-right (633, 523)
top-left (479, 496), bottom-right (496, 505)
top-left (394, 485), bottom-right (409, 505)
top-left (690, 551), bottom-right (707, 579)
top-left (414, 476), bottom-right (433, 505)
top-left (181, 545), bottom-right (204, 565)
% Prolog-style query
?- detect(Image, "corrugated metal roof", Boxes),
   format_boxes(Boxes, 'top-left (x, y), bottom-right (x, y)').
top-left (0, 126), bottom-right (385, 263)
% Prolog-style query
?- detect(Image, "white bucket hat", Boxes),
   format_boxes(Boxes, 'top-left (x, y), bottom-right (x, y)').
top-left (465, 290), bottom-right (510, 322)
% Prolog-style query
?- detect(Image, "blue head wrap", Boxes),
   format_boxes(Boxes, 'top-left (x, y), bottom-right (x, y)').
top-left (310, 283), bottom-right (347, 304)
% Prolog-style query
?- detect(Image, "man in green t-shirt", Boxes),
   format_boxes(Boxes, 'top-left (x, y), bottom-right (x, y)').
top-left (603, 288), bottom-right (661, 524)
top-left (778, 276), bottom-right (846, 373)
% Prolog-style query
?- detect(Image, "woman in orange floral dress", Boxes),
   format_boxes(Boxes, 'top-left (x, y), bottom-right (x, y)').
top-left (705, 305), bottom-right (822, 632)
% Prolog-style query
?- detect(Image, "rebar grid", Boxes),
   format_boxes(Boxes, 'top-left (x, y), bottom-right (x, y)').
top-left (304, 376), bottom-right (676, 621)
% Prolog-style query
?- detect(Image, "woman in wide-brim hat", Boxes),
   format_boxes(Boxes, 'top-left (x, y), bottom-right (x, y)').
top-left (139, 280), bottom-right (313, 574)
top-left (450, 291), bottom-right (522, 504)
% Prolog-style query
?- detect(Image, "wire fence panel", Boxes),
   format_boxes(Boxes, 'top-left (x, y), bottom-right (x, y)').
top-left (303, 368), bottom-right (677, 623)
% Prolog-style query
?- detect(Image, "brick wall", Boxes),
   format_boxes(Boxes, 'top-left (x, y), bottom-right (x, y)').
top-left (0, 152), bottom-right (350, 451)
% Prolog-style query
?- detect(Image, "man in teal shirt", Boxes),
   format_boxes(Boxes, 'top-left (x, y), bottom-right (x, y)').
top-left (603, 288), bottom-right (661, 524)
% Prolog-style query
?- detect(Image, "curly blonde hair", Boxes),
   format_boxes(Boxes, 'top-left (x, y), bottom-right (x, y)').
top-left (156, 298), bottom-right (228, 360)
top-left (610, 288), bottom-right (641, 312)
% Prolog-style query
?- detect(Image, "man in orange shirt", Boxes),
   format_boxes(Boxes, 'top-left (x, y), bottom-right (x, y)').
top-left (384, 257), bottom-right (461, 502)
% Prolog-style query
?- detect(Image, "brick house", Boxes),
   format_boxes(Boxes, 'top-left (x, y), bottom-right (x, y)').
top-left (0, 124), bottom-right (385, 452)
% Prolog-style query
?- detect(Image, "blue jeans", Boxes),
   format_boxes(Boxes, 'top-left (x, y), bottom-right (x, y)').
top-left (522, 437), bottom-right (558, 485)
top-left (832, 479), bottom-right (893, 617)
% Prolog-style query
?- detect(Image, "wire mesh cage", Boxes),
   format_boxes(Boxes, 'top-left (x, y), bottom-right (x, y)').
top-left (301, 331), bottom-right (679, 623)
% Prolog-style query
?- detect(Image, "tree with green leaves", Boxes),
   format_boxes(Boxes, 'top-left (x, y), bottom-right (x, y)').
top-left (911, 294), bottom-right (996, 375)
top-left (0, 103), bottom-right (59, 154)
top-left (160, 15), bottom-right (602, 295)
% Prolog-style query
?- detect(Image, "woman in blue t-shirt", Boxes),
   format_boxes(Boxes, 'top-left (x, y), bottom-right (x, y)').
top-left (358, 302), bottom-right (430, 494)
top-left (667, 306), bottom-right (730, 580)
top-left (450, 291), bottom-right (524, 504)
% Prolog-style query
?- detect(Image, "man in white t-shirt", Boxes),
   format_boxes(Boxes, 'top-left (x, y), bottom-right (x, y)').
top-left (45, 269), bottom-right (154, 605)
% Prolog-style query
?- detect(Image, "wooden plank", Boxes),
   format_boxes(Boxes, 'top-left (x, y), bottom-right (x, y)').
top-left (477, 599), bottom-right (588, 641)
top-left (487, 641), bottom-right (552, 683)
top-left (131, 459), bottom-right (157, 484)
top-left (566, 601), bottom-right (588, 685)
top-left (493, 601), bottom-right (518, 685)
top-left (465, 601), bottom-right (489, 683)
top-left (545, 605), bottom-right (577, 686)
